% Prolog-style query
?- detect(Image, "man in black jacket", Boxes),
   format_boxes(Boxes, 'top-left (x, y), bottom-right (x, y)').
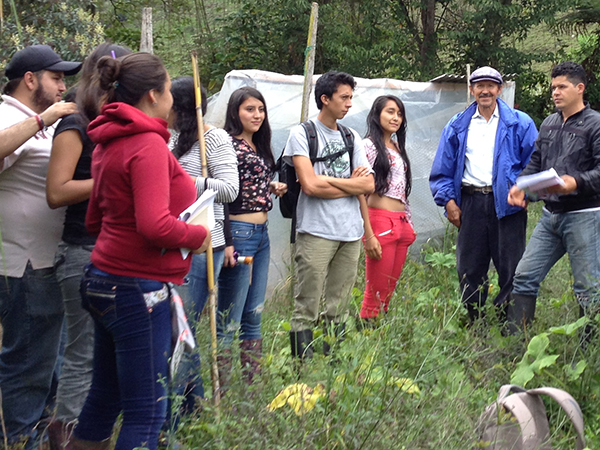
top-left (508, 61), bottom-right (600, 335)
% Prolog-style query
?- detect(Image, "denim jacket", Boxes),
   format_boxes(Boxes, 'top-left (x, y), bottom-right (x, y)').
top-left (429, 99), bottom-right (538, 219)
top-left (521, 104), bottom-right (600, 213)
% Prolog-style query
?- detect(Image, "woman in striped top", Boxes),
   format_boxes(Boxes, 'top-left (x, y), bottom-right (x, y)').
top-left (169, 76), bottom-right (239, 409)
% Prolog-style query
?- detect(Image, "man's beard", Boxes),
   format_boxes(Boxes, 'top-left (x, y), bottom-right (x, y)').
top-left (32, 83), bottom-right (56, 111)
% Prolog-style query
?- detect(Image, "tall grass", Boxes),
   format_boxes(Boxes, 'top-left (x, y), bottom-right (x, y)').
top-left (170, 201), bottom-right (600, 449)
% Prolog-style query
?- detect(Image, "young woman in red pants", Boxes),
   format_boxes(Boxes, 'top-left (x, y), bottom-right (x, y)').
top-left (359, 95), bottom-right (416, 323)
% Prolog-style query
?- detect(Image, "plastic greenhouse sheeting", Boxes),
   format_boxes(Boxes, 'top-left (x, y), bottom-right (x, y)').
top-left (204, 69), bottom-right (516, 291)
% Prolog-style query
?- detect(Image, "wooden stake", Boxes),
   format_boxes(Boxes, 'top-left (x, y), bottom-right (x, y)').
top-left (140, 8), bottom-right (154, 54)
top-left (191, 51), bottom-right (221, 409)
top-left (300, 3), bottom-right (319, 122)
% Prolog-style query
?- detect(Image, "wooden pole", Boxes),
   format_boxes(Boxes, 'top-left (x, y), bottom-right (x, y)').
top-left (191, 51), bottom-right (221, 409)
top-left (140, 7), bottom-right (154, 54)
top-left (300, 3), bottom-right (319, 122)
top-left (466, 63), bottom-right (471, 107)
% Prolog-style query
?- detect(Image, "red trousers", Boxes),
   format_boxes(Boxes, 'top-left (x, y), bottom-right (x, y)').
top-left (360, 208), bottom-right (416, 319)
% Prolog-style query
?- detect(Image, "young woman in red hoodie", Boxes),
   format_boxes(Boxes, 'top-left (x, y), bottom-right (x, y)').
top-left (72, 53), bottom-right (210, 450)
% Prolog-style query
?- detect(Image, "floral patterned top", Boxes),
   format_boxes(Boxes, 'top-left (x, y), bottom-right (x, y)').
top-left (229, 137), bottom-right (275, 214)
top-left (364, 137), bottom-right (412, 224)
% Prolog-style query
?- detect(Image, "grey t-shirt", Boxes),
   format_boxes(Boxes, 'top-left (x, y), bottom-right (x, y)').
top-left (283, 118), bottom-right (371, 241)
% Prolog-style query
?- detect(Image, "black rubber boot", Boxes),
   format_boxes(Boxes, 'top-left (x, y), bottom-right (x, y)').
top-left (579, 305), bottom-right (597, 351)
top-left (323, 322), bottom-right (346, 356)
top-left (505, 293), bottom-right (536, 335)
top-left (290, 329), bottom-right (314, 359)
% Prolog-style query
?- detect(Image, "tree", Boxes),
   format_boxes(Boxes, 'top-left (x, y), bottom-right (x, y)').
top-left (1, 0), bottom-right (105, 78)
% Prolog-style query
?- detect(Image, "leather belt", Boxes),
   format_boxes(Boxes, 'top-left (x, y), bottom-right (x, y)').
top-left (462, 184), bottom-right (493, 195)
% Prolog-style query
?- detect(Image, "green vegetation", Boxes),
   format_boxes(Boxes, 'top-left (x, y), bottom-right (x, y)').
top-left (173, 202), bottom-right (600, 449)
top-left (3, 0), bottom-right (600, 123)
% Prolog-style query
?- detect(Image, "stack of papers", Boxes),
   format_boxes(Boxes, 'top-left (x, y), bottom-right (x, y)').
top-left (179, 189), bottom-right (216, 259)
top-left (516, 168), bottom-right (565, 199)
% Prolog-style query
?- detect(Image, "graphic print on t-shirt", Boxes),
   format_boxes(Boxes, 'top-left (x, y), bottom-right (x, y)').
top-left (321, 139), bottom-right (350, 178)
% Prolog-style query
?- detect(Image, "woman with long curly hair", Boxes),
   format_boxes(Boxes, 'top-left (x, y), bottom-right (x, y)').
top-left (359, 95), bottom-right (416, 323)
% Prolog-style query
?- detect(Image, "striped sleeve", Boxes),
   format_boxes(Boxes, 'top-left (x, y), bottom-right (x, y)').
top-left (194, 128), bottom-right (239, 203)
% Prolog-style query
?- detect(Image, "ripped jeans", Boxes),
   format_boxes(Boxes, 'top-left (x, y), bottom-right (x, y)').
top-left (217, 221), bottom-right (269, 345)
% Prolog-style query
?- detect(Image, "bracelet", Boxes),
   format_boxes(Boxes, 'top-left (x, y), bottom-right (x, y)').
top-left (365, 234), bottom-right (376, 241)
top-left (34, 115), bottom-right (45, 131)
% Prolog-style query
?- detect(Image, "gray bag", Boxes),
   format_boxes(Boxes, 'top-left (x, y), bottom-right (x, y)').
top-left (475, 384), bottom-right (586, 449)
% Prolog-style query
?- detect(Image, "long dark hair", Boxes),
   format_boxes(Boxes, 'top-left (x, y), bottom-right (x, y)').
top-left (366, 95), bottom-right (412, 198)
top-left (76, 43), bottom-right (130, 124)
top-left (170, 76), bottom-right (207, 160)
top-left (224, 86), bottom-right (274, 169)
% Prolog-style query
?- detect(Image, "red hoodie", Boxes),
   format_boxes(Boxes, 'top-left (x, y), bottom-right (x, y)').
top-left (86, 102), bottom-right (207, 284)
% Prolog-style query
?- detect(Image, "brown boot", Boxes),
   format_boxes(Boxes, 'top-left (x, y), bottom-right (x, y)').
top-left (216, 348), bottom-right (233, 396)
top-left (240, 338), bottom-right (262, 385)
top-left (47, 420), bottom-right (67, 450)
top-left (68, 437), bottom-right (110, 450)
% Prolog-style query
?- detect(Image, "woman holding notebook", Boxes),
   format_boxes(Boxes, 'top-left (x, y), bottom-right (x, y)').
top-left (73, 53), bottom-right (210, 450)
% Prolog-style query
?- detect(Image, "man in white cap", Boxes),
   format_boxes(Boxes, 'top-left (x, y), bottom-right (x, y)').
top-left (0, 45), bottom-right (80, 448)
top-left (429, 66), bottom-right (538, 326)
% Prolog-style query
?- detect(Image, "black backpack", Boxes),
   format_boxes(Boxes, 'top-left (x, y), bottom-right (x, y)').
top-left (277, 120), bottom-right (354, 243)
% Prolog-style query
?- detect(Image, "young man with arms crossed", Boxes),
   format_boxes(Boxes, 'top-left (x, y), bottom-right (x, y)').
top-left (283, 71), bottom-right (374, 358)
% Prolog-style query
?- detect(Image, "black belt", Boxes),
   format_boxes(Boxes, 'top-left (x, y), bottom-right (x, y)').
top-left (462, 184), bottom-right (493, 195)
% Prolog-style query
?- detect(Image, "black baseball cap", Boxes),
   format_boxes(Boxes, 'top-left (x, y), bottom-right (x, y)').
top-left (5, 45), bottom-right (82, 80)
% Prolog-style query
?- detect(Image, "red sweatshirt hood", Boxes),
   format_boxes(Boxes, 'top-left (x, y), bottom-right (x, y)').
top-left (87, 102), bottom-right (171, 145)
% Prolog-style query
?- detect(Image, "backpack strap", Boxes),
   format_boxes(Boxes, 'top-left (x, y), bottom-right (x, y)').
top-left (497, 384), bottom-right (527, 401)
top-left (501, 392), bottom-right (551, 450)
top-left (301, 121), bottom-right (319, 163)
top-left (338, 123), bottom-right (355, 171)
top-left (302, 121), bottom-right (355, 169)
top-left (527, 387), bottom-right (586, 450)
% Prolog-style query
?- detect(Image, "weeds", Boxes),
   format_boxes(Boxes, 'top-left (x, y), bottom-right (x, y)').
top-left (171, 202), bottom-right (599, 449)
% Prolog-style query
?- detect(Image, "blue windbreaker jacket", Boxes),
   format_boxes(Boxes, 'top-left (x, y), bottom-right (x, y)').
top-left (429, 99), bottom-right (538, 219)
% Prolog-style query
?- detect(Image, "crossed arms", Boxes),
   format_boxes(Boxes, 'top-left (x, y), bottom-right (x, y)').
top-left (292, 155), bottom-right (374, 199)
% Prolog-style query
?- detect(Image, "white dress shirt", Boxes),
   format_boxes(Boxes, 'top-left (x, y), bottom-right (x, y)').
top-left (462, 104), bottom-right (499, 187)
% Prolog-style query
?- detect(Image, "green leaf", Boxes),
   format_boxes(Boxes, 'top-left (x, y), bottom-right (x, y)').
top-left (511, 359), bottom-right (535, 386)
top-left (564, 360), bottom-right (587, 381)
top-left (531, 354), bottom-right (559, 371)
top-left (280, 321), bottom-right (292, 332)
top-left (526, 333), bottom-right (549, 358)
top-left (549, 316), bottom-right (588, 336)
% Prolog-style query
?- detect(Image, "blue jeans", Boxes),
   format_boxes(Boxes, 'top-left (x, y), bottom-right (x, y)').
top-left (0, 262), bottom-right (64, 449)
top-left (75, 265), bottom-right (171, 450)
top-left (54, 242), bottom-right (95, 422)
top-left (217, 221), bottom-right (270, 345)
top-left (513, 208), bottom-right (600, 307)
top-left (172, 249), bottom-right (224, 409)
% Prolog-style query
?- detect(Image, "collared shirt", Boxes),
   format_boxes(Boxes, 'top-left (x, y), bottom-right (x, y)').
top-left (462, 104), bottom-right (499, 187)
top-left (0, 95), bottom-right (65, 277)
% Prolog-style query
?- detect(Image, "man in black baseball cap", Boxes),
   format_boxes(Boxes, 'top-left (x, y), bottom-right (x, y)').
top-left (5, 44), bottom-right (82, 80)
top-left (0, 45), bottom-right (80, 449)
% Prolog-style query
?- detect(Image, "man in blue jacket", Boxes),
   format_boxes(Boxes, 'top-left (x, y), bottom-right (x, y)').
top-left (429, 66), bottom-right (538, 325)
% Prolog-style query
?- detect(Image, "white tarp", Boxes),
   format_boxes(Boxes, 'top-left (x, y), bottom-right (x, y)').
top-left (205, 69), bottom-right (516, 290)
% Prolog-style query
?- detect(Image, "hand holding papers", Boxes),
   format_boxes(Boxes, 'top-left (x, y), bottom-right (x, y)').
top-left (179, 189), bottom-right (216, 259)
top-left (515, 168), bottom-right (566, 200)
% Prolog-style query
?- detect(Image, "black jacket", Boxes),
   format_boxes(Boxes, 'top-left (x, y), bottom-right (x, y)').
top-left (521, 104), bottom-right (600, 213)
